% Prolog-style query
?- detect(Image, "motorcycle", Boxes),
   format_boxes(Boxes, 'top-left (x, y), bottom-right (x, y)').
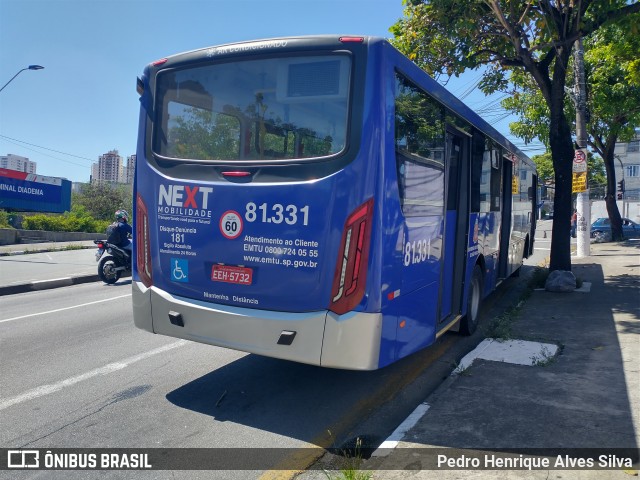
top-left (94, 239), bottom-right (132, 284)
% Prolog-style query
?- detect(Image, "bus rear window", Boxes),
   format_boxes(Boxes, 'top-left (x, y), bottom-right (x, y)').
top-left (153, 55), bottom-right (351, 162)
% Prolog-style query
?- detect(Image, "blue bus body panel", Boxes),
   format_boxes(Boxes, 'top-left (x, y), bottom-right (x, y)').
top-left (136, 164), bottom-right (380, 313)
top-left (133, 36), bottom-right (536, 370)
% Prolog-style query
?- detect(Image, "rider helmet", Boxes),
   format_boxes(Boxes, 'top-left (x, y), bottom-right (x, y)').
top-left (115, 209), bottom-right (129, 222)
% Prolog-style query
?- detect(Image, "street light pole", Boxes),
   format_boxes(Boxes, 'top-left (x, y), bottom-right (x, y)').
top-left (0, 65), bottom-right (45, 93)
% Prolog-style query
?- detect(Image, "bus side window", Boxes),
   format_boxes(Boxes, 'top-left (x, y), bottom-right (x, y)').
top-left (471, 133), bottom-right (485, 213)
top-left (394, 72), bottom-right (445, 217)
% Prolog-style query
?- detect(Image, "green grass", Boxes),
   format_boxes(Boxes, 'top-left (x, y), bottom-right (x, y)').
top-left (323, 437), bottom-right (373, 480)
top-left (531, 345), bottom-right (557, 367)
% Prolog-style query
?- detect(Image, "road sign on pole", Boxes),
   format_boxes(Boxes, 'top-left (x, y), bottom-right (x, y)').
top-left (572, 148), bottom-right (587, 173)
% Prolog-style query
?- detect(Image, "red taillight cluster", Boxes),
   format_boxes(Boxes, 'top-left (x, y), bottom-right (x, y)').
top-left (329, 199), bottom-right (374, 315)
top-left (96, 242), bottom-right (104, 249)
top-left (136, 194), bottom-right (153, 288)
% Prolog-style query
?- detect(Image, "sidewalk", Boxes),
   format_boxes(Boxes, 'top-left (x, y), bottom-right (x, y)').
top-left (303, 241), bottom-right (640, 478)
top-left (0, 240), bottom-right (100, 295)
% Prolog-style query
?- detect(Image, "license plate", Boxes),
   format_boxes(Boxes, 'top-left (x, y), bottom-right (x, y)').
top-left (95, 249), bottom-right (104, 261)
top-left (211, 265), bottom-right (253, 285)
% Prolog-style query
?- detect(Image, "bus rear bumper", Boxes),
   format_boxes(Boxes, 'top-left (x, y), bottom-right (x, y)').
top-left (132, 281), bottom-right (382, 370)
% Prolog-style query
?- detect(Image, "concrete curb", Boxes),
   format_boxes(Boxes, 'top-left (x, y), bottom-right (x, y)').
top-left (0, 273), bottom-right (132, 296)
top-left (0, 274), bottom-right (100, 296)
top-left (0, 245), bottom-right (96, 257)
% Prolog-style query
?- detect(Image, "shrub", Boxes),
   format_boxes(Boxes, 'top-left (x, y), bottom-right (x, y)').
top-left (0, 210), bottom-right (12, 228)
top-left (21, 211), bottom-right (110, 233)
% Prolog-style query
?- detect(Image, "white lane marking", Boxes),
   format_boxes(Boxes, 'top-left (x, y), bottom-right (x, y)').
top-left (0, 340), bottom-right (188, 411)
top-left (371, 403), bottom-right (431, 457)
top-left (0, 294), bottom-right (132, 324)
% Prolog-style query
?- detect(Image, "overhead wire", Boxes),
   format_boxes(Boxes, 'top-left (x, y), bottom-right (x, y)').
top-left (0, 134), bottom-right (95, 164)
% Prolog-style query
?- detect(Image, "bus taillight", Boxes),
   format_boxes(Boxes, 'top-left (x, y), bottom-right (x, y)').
top-left (136, 194), bottom-right (153, 288)
top-left (329, 199), bottom-right (374, 315)
top-left (339, 36), bottom-right (364, 43)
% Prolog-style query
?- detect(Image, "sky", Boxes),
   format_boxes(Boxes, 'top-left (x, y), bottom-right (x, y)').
top-left (0, 0), bottom-right (545, 183)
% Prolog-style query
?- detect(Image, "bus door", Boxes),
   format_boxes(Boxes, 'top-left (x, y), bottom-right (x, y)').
top-left (438, 128), bottom-right (470, 327)
top-left (498, 158), bottom-right (514, 278)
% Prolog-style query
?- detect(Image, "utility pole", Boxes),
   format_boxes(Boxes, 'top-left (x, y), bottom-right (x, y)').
top-left (574, 36), bottom-right (590, 257)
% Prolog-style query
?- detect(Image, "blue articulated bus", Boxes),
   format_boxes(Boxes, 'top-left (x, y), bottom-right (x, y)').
top-left (133, 35), bottom-right (537, 370)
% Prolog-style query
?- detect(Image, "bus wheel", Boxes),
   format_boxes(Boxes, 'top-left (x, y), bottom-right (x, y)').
top-left (460, 265), bottom-right (483, 335)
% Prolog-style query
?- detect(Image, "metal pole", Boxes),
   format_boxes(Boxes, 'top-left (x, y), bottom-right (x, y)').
top-left (0, 65), bottom-right (44, 93)
top-left (616, 156), bottom-right (626, 218)
top-left (574, 37), bottom-right (591, 257)
top-left (0, 68), bottom-right (28, 93)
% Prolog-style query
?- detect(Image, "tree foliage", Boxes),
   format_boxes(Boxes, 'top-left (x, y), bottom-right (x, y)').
top-left (533, 151), bottom-right (605, 186)
top-left (586, 17), bottom-right (640, 148)
top-left (72, 182), bottom-right (133, 222)
top-left (503, 15), bottom-right (640, 240)
top-left (391, 0), bottom-right (640, 270)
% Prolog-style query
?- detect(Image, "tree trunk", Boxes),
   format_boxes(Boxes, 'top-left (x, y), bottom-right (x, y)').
top-left (603, 140), bottom-right (624, 240)
top-left (549, 108), bottom-right (574, 272)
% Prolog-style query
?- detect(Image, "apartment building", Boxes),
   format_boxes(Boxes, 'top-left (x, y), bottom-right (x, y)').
top-left (0, 154), bottom-right (37, 173)
top-left (125, 154), bottom-right (136, 185)
top-left (614, 131), bottom-right (640, 201)
top-left (91, 150), bottom-right (137, 185)
top-left (91, 150), bottom-right (124, 184)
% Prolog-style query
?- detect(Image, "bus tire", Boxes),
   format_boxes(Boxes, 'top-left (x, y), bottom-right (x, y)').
top-left (460, 265), bottom-right (483, 336)
top-left (98, 255), bottom-right (121, 284)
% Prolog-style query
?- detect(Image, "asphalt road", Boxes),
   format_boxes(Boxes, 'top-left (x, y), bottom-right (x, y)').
top-left (0, 234), bottom-right (549, 479)
top-left (0, 281), bottom-right (478, 479)
top-left (0, 249), bottom-right (97, 287)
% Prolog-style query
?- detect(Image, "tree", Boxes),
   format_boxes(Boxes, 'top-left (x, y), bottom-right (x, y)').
top-left (72, 183), bottom-right (133, 222)
top-left (583, 18), bottom-right (640, 240)
top-left (391, 0), bottom-right (640, 271)
top-left (532, 151), bottom-right (604, 186)
top-left (503, 16), bottom-right (640, 241)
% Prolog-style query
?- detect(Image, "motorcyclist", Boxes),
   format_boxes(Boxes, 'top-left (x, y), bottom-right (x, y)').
top-left (108, 209), bottom-right (133, 253)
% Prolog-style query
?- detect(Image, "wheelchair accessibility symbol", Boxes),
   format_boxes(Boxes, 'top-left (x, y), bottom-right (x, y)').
top-left (171, 258), bottom-right (189, 283)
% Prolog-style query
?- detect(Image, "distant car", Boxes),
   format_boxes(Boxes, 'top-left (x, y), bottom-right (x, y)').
top-left (590, 217), bottom-right (640, 240)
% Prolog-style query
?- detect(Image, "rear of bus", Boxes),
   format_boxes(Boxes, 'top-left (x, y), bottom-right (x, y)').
top-left (132, 36), bottom-right (387, 370)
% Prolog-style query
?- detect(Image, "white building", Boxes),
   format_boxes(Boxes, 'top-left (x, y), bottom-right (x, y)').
top-left (0, 154), bottom-right (37, 173)
top-left (614, 131), bottom-right (640, 201)
top-left (92, 150), bottom-right (124, 184)
top-left (595, 131), bottom-right (640, 221)
top-left (91, 150), bottom-right (136, 185)
top-left (125, 154), bottom-right (136, 185)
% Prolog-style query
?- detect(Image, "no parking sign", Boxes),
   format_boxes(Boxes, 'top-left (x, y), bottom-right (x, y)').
top-left (572, 148), bottom-right (588, 193)
top-left (573, 148), bottom-right (587, 173)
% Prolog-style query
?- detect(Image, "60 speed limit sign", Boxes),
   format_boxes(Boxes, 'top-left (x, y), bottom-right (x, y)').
top-left (219, 210), bottom-right (243, 239)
